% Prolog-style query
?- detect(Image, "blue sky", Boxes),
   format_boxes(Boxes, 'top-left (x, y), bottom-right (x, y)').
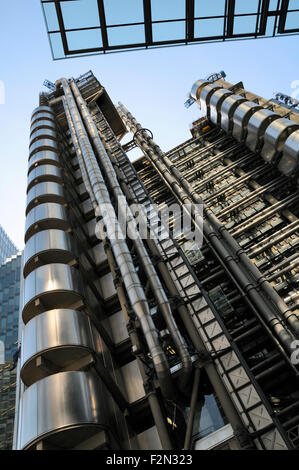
top-left (0, 0), bottom-right (299, 249)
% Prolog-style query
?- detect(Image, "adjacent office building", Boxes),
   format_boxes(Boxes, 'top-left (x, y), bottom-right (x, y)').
top-left (0, 241), bottom-right (21, 449)
top-left (41, 0), bottom-right (299, 60)
top-left (14, 71), bottom-right (299, 450)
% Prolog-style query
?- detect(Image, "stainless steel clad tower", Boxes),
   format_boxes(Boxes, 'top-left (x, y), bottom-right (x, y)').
top-left (15, 71), bottom-right (299, 450)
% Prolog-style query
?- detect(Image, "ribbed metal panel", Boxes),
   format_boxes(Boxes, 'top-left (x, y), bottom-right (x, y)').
top-left (29, 138), bottom-right (59, 158)
top-left (18, 371), bottom-right (109, 449)
top-left (232, 101), bottom-right (263, 141)
top-left (261, 118), bottom-right (299, 163)
top-left (31, 112), bottom-right (55, 125)
top-left (26, 181), bottom-right (65, 214)
top-left (199, 83), bottom-right (221, 119)
top-left (209, 88), bottom-right (233, 125)
top-left (278, 129), bottom-right (299, 176)
top-left (246, 109), bottom-right (280, 152)
top-left (31, 106), bottom-right (54, 118)
top-left (190, 80), bottom-right (209, 101)
top-left (30, 128), bottom-right (57, 146)
top-left (30, 119), bottom-right (56, 135)
top-left (28, 150), bottom-right (60, 174)
top-left (23, 229), bottom-right (74, 277)
top-left (27, 165), bottom-right (63, 192)
top-left (220, 94), bottom-right (247, 133)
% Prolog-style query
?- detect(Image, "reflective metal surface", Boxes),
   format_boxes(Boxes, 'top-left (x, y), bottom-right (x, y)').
top-left (278, 129), bottom-right (299, 176)
top-left (22, 263), bottom-right (82, 324)
top-left (30, 119), bottom-right (56, 135)
top-left (209, 89), bottom-right (233, 125)
top-left (220, 95), bottom-right (247, 133)
top-left (232, 101), bottom-right (263, 141)
top-left (18, 371), bottom-right (108, 449)
top-left (261, 118), bottom-right (299, 163)
top-left (25, 202), bottom-right (69, 242)
top-left (26, 181), bottom-right (65, 214)
top-left (246, 109), bottom-right (280, 152)
top-left (23, 229), bottom-right (74, 277)
top-left (199, 84), bottom-right (221, 118)
top-left (21, 309), bottom-right (102, 386)
top-left (27, 164), bottom-right (63, 192)
top-left (30, 128), bottom-right (57, 146)
top-left (29, 138), bottom-right (58, 158)
top-left (190, 80), bottom-right (208, 101)
top-left (31, 112), bottom-right (55, 125)
top-left (28, 150), bottom-right (60, 173)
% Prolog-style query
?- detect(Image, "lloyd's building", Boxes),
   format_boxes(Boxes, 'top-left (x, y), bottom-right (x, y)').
top-left (13, 70), bottom-right (299, 450)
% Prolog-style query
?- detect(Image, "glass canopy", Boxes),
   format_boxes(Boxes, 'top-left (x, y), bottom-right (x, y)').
top-left (41, 0), bottom-right (299, 59)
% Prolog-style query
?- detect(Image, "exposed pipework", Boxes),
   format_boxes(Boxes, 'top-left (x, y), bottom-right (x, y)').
top-left (56, 78), bottom-right (177, 403)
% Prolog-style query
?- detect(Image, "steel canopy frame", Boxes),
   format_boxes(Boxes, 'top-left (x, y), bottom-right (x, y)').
top-left (40, 0), bottom-right (299, 59)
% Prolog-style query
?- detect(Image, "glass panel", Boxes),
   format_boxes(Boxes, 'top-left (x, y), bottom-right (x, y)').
top-left (194, 18), bottom-right (224, 37)
top-left (194, 0), bottom-right (226, 18)
top-left (107, 25), bottom-right (145, 46)
top-left (233, 15), bottom-right (258, 34)
top-left (285, 11), bottom-right (299, 30)
top-left (61, 0), bottom-right (100, 30)
top-left (49, 32), bottom-right (66, 59)
top-left (66, 29), bottom-right (102, 51)
top-left (235, 0), bottom-right (259, 14)
top-left (43, 2), bottom-right (59, 31)
top-left (152, 21), bottom-right (185, 41)
top-left (151, 0), bottom-right (185, 21)
top-left (104, 0), bottom-right (144, 25)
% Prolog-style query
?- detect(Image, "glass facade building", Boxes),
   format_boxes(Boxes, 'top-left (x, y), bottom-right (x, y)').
top-left (0, 225), bottom-right (18, 266)
top-left (41, 0), bottom-right (299, 59)
top-left (0, 253), bottom-right (22, 450)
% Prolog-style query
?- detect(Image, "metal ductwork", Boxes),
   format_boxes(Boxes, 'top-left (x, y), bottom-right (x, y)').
top-left (232, 101), bottom-right (263, 141)
top-left (246, 109), bottom-right (280, 152)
